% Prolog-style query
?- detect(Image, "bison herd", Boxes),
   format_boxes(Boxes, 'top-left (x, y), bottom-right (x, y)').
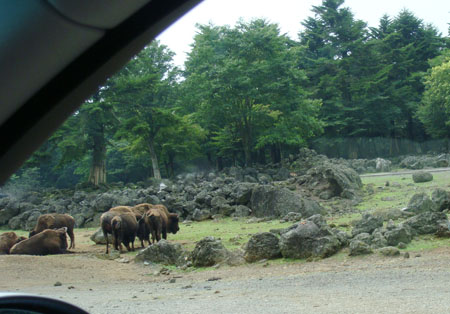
top-left (0, 203), bottom-right (179, 256)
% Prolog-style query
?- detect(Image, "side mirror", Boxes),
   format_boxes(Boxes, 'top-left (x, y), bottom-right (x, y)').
top-left (0, 293), bottom-right (88, 314)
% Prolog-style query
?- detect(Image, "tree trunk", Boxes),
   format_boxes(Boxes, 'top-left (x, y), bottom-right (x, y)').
top-left (148, 139), bottom-right (161, 179)
top-left (88, 136), bottom-right (107, 186)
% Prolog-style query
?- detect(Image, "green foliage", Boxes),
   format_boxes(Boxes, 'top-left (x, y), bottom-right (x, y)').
top-left (418, 49), bottom-right (450, 138)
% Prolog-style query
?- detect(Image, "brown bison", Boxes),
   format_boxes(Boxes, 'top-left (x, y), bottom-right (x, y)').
top-left (111, 213), bottom-right (138, 252)
top-left (144, 207), bottom-right (163, 244)
top-left (107, 205), bottom-right (148, 248)
top-left (10, 227), bottom-right (68, 255)
top-left (100, 211), bottom-right (119, 254)
top-left (143, 204), bottom-right (179, 243)
top-left (0, 232), bottom-right (27, 254)
top-left (29, 213), bottom-right (75, 249)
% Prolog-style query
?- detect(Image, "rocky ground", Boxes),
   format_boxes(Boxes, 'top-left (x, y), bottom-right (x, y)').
top-left (1, 229), bottom-right (450, 314)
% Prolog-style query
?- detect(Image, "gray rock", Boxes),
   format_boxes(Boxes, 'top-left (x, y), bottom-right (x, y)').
top-left (135, 240), bottom-right (186, 266)
top-left (191, 237), bottom-right (229, 267)
top-left (377, 246), bottom-right (400, 256)
top-left (280, 212), bottom-right (302, 223)
top-left (303, 162), bottom-right (362, 199)
top-left (90, 227), bottom-right (113, 244)
top-left (371, 230), bottom-right (388, 249)
top-left (232, 205), bottom-right (251, 217)
top-left (192, 209), bottom-right (212, 222)
top-left (384, 225), bottom-right (412, 246)
top-left (375, 158), bottom-right (392, 172)
top-left (403, 212), bottom-right (449, 235)
top-left (412, 171), bottom-right (433, 183)
top-left (349, 240), bottom-right (373, 256)
top-left (250, 185), bottom-right (325, 218)
top-left (279, 217), bottom-right (341, 259)
top-left (0, 200), bottom-right (20, 225)
top-left (351, 213), bottom-right (383, 237)
top-left (352, 232), bottom-right (372, 245)
top-left (244, 232), bottom-right (281, 263)
top-left (406, 193), bottom-right (436, 213)
top-left (230, 183), bottom-right (255, 205)
top-left (431, 188), bottom-right (450, 211)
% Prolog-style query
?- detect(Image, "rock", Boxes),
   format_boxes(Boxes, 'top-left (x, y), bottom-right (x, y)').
top-left (0, 200), bottom-right (20, 226)
top-left (192, 209), bottom-right (212, 222)
top-left (230, 183), bottom-right (255, 205)
top-left (279, 216), bottom-right (341, 259)
top-left (431, 188), bottom-right (450, 211)
top-left (349, 240), bottom-right (373, 256)
top-left (384, 225), bottom-right (412, 246)
top-left (250, 185), bottom-right (325, 218)
top-left (351, 213), bottom-right (383, 237)
top-left (403, 212), bottom-right (449, 235)
top-left (412, 171), bottom-right (433, 183)
top-left (135, 240), bottom-right (186, 266)
top-left (280, 212), bottom-right (303, 223)
top-left (371, 230), bottom-right (388, 249)
top-left (273, 168), bottom-right (291, 181)
top-left (232, 205), bottom-right (251, 217)
top-left (352, 233), bottom-right (372, 245)
top-left (377, 246), bottom-right (400, 256)
top-left (302, 162), bottom-right (362, 199)
top-left (244, 232), bottom-right (281, 263)
top-left (90, 227), bottom-right (113, 245)
top-left (375, 158), bottom-right (391, 172)
top-left (406, 193), bottom-right (436, 213)
top-left (371, 208), bottom-right (408, 221)
top-left (191, 237), bottom-right (229, 267)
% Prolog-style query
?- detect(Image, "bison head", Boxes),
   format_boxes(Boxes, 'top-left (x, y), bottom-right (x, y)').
top-left (168, 213), bottom-right (180, 234)
top-left (55, 227), bottom-right (68, 251)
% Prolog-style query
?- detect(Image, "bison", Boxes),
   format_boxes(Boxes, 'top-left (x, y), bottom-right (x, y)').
top-left (144, 207), bottom-right (163, 244)
top-left (10, 227), bottom-right (68, 255)
top-left (0, 232), bottom-right (27, 254)
top-left (29, 213), bottom-right (75, 249)
top-left (108, 205), bottom-right (148, 248)
top-left (111, 213), bottom-right (138, 253)
top-left (143, 204), bottom-right (179, 243)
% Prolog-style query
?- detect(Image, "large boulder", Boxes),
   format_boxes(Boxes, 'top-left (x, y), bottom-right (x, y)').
top-left (279, 215), bottom-right (341, 259)
top-left (135, 240), bottom-right (185, 266)
top-left (375, 158), bottom-right (392, 172)
top-left (412, 171), bottom-right (433, 183)
top-left (431, 189), bottom-right (450, 211)
top-left (406, 193), bottom-right (436, 213)
top-left (403, 212), bottom-right (449, 235)
top-left (244, 232), bottom-right (281, 262)
top-left (192, 209), bottom-right (212, 222)
top-left (301, 162), bottom-right (362, 200)
top-left (250, 185), bottom-right (325, 218)
top-left (349, 240), bottom-right (373, 256)
top-left (384, 225), bottom-right (412, 246)
top-left (0, 199), bottom-right (20, 225)
top-left (351, 213), bottom-right (383, 237)
top-left (90, 227), bottom-right (113, 244)
top-left (191, 237), bottom-right (229, 267)
top-left (229, 183), bottom-right (256, 205)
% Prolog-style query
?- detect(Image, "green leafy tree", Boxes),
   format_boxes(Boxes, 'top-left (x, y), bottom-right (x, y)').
top-left (417, 49), bottom-right (450, 139)
top-left (184, 19), bottom-right (322, 165)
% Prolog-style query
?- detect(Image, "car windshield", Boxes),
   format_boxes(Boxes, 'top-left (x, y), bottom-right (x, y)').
top-left (1, 1), bottom-right (450, 313)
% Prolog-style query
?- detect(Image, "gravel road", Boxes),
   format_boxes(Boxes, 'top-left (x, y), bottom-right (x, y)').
top-left (3, 244), bottom-right (450, 314)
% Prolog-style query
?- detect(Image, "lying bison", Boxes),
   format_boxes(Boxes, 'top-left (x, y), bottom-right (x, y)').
top-left (0, 232), bottom-right (27, 254)
top-left (143, 204), bottom-right (179, 243)
top-left (10, 227), bottom-right (68, 255)
top-left (29, 213), bottom-right (75, 249)
top-left (111, 213), bottom-right (138, 253)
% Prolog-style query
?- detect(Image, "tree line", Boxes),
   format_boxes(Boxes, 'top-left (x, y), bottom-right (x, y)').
top-left (8, 0), bottom-right (450, 188)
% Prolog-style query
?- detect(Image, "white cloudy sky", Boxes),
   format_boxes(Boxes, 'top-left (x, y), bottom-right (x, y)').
top-left (157, 0), bottom-right (449, 67)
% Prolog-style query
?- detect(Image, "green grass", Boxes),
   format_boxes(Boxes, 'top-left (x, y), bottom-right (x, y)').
top-left (357, 171), bottom-right (450, 212)
top-left (402, 235), bottom-right (450, 252)
top-left (171, 218), bottom-right (290, 251)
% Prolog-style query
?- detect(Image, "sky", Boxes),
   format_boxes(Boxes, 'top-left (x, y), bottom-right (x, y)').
top-left (157, 0), bottom-right (449, 67)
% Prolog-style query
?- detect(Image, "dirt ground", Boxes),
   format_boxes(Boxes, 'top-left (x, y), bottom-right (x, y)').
top-left (2, 229), bottom-right (450, 313)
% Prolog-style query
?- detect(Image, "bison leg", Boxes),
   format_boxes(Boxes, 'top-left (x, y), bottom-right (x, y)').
top-left (68, 229), bottom-right (75, 249)
top-left (104, 232), bottom-right (109, 254)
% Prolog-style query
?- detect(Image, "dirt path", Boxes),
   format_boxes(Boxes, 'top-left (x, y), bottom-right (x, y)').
top-left (2, 230), bottom-right (450, 313)
top-left (360, 167), bottom-right (450, 177)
